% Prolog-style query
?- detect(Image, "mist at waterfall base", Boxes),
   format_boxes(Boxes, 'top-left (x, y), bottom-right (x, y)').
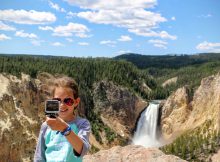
top-left (132, 102), bottom-right (165, 148)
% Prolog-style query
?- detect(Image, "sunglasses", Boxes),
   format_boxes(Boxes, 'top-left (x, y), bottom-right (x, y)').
top-left (52, 97), bottom-right (74, 106)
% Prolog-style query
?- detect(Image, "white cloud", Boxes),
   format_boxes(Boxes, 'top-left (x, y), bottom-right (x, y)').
top-left (52, 22), bottom-right (89, 37)
top-left (75, 32), bottom-right (92, 38)
top-left (118, 35), bottom-right (132, 41)
top-left (196, 41), bottom-right (220, 52)
top-left (100, 40), bottom-right (116, 47)
top-left (117, 50), bottom-right (131, 54)
top-left (148, 39), bottom-right (167, 45)
top-left (100, 40), bottom-right (116, 44)
top-left (148, 39), bottom-right (168, 49)
top-left (77, 9), bottom-right (166, 29)
top-left (66, 38), bottom-right (73, 42)
top-left (15, 30), bottom-right (38, 39)
top-left (65, 0), bottom-right (157, 10)
top-left (159, 31), bottom-right (176, 40)
top-left (39, 26), bottom-right (53, 31)
top-left (171, 16), bottom-right (176, 21)
top-left (198, 14), bottom-right (212, 18)
top-left (49, 1), bottom-right (66, 12)
top-left (31, 39), bottom-right (45, 46)
top-left (51, 42), bottom-right (64, 46)
top-left (0, 9), bottom-right (56, 24)
top-left (66, 11), bottom-right (77, 19)
top-left (129, 29), bottom-right (177, 40)
top-left (64, 0), bottom-right (176, 40)
top-left (78, 42), bottom-right (89, 46)
top-left (39, 23), bottom-right (90, 38)
top-left (0, 21), bottom-right (16, 31)
top-left (153, 43), bottom-right (167, 49)
top-left (0, 34), bottom-right (11, 41)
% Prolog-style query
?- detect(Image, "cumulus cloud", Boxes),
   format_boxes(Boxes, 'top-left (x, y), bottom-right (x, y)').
top-left (148, 39), bottom-right (168, 49)
top-left (77, 9), bottom-right (165, 29)
top-left (0, 9), bottom-right (56, 24)
top-left (65, 0), bottom-right (157, 10)
top-left (49, 1), bottom-right (66, 12)
top-left (15, 30), bottom-right (38, 39)
top-left (64, 0), bottom-right (176, 40)
top-left (66, 38), bottom-right (73, 42)
top-left (129, 29), bottom-right (176, 40)
top-left (66, 11), bottom-right (77, 19)
top-left (39, 26), bottom-right (53, 31)
top-left (0, 21), bottom-right (16, 31)
top-left (196, 41), bottom-right (220, 52)
top-left (118, 35), bottom-right (132, 41)
top-left (52, 22), bottom-right (89, 37)
top-left (78, 42), bottom-right (89, 46)
top-left (39, 23), bottom-right (90, 37)
top-left (75, 32), bottom-right (92, 38)
top-left (0, 34), bottom-right (11, 41)
top-left (100, 40), bottom-right (116, 47)
top-left (51, 42), bottom-right (64, 46)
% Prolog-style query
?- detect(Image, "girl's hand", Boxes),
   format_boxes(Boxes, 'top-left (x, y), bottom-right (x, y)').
top-left (46, 116), bottom-right (68, 132)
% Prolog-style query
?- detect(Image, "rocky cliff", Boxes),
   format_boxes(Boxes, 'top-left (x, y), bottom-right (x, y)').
top-left (0, 73), bottom-right (44, 162)
top-left (161, 86), bottom-right (192, 139)
top-left (93, 80), bottom-right (147, 145)
top-left (186, 73), bottom-right (220, 131)
top-left (161, 73), bottom-right (220, 139)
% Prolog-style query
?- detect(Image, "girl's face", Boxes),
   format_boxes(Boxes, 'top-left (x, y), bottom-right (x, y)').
top-left (53, 87), bottom-right (79, 122)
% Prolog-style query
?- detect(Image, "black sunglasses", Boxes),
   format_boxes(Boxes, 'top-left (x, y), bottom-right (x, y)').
top-left (52, 98), bottom-right (74, 106)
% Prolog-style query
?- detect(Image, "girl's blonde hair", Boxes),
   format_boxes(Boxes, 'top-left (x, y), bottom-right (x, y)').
top-left (51, 76), bottom-right (79, 99)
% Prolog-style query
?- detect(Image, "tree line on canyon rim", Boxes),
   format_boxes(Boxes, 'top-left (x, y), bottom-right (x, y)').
top-left (1, 53), bottom-right (220, 100)
top-left (1, 53), bottom-right (220, 158)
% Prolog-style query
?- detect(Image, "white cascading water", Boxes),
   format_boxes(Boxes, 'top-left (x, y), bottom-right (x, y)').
top-left (132, 101), bottom-right (163, 147)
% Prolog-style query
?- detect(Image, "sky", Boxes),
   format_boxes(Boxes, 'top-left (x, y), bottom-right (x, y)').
top-left (0, 0), bottom-right (219, 57)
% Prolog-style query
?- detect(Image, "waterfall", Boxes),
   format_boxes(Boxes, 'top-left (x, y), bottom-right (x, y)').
top-left (132, 101), bottom-right (163, 147)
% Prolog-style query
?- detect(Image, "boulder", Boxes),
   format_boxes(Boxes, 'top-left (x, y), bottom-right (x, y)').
top-left (83, 145), bottom-right (186, 162)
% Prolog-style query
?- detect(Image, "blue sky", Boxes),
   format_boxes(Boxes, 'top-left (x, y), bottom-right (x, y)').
top-left (0, 0), bottom-right (219, 57)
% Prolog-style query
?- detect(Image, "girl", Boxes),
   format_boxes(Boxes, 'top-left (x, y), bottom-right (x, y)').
top-left (34, 76), bottom-right (90, 162)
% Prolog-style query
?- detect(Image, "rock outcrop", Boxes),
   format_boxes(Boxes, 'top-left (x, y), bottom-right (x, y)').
top-left (161, 86), bottom-right (191, 139)
top-left (0, 73), bottom-right (44, 162)
top-left (162, 77), bottom-right (178, 88)
top-left (93, 80), bottom-right (147, 146)
top-left (186, 74), bottom-right (220, 130)
top-left (161, 73), bottom-right (220, 139)
top-left (83, 145), bottom-right (186, 162)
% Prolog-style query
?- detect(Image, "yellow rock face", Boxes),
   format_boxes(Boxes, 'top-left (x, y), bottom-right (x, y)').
top-left (161, 73), bottom-right (220, 140)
